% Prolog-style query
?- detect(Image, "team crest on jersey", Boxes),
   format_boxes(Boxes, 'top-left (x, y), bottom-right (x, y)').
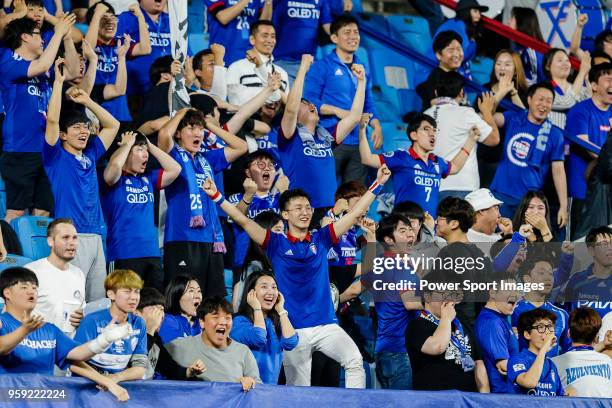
top-left (73, 290), bottom-right (83, 301)
top-left (382, 151), bottom-right (395, 158)
top-left (513, 363), bottom-right (526, 371)
top-left (142, 176), bottom-right (149, 184)
top-left (507, 132), bottom-right (534, 167)
top-left (434, 163), bottom-right (440, 173)
top-left (114, 339), bottom-right (125, 353)
top-left (309, 243), bottom-right (317, 254)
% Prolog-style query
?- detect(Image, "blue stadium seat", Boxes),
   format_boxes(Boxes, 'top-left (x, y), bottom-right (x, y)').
top-left (224, 269), bottom-right (233, 303)
top-left (188, 33), bottom-right (210, 54)
top-left (380, 122), bottom-right (409, 152)
top-left (357, 13), bottom-right (389, 49)
top-left (387, 15), bottom-right (432, 55)
top-left (10, 216), bottom-right (52, 261)
top-left (470, 56), bottom-right (494, 86)
top-left (188, 0), bottom-right (206, 34)
top-left (0, 175), bottom-right (6, 220)
top-left (0, 254), bottom-right (33, 272)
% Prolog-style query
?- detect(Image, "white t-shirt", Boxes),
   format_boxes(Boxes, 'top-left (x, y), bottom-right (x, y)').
top-left (552, 349), bottom-right (612, 398)
top-left (425, 101), bottom-right (492, 192)
top-left (598, 312), bottom-right (611, 343)
top-left (25, 258), bottom-right (86, 333)
top-left (467, 228), bottom-right (501, 244)
top-left (226, 53), bottom-right (289, 106)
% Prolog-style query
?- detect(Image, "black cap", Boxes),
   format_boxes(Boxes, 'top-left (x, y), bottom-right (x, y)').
top-left (456, 0), bottom-right (489, 12)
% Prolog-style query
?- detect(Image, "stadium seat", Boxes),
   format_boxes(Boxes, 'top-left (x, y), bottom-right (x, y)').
top-left (356, 12), bottom-right (389, 49)
top-left (10, 216), bottom-right (52, 261)
top-left (188, 0), bottom-right (205, 34)
top-left (0, 254), bottom-right (33, 272)
top-left (387, 15), bottom-right (432, 55)
top-left (470, 56), bottom-right (494, 86)
top-left (0, 175), bottom-right (6, 220)
top-left (224, 269), bottom-right (233, 303)
top-left (188, 33), bottom-right (210, 54)
top-left (380, 122), bottom-right (409, 152)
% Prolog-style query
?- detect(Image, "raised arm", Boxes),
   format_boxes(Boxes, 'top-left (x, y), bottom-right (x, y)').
top-left (147, 138), bottom-right (182, 187)
top-left (202, 178), bottom-right (267, 245)
top-left (215, 0), bottom-right (249, 25)
top-left (102, 36), bottom-right (130, 100)
top-left (84, 2), bottom-right (106, 48)
top-left (225, 73), bottom-right (281, 134)
top-left (281, 54), bottom-right (313, 138)
top-left (205, 118), bottom-right (247, 163)
top-left (0, 0), bottom-right (27, 36)
top-left (128, 4), bottom-right (151, 56)
top-left (0, 313), bottom-right (44, 355)
top-left (358, 114), bottom-right (382, 168)
top-left (65, 88), bottom-right (120, 150)
top-left (551, 161), bottom-right (568, 228)
top-left (104, 131), bottom-right (137, 186)
top-left (45, 58), bottom-right (65, 146)
top-left (158, 108), bottom-right (191, 153)
top-left (448, 126), bottom-right (480, 175)
top-left (260, 0), bottom-right (272, 20)
top-left (28, 13), bottom-right (75, 78)
top-left (335, 64), bottom-right (366, 143)
top-left (515, 333), bottom-right (554, 389)
top-left (569, 14), bottom-right (588, 60)
top-left (420, 302), bottom-right (454, 355)
top-left (571, 52), bottom-right (590, 97)
top-left (477, 92), bottom-right (500, 147)
top-left (78, 40), bottom-right (98, 94)
top-left (61, 35), bottom-right (81, 81)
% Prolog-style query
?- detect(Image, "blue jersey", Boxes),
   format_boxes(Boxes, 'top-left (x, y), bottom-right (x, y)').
top-left (564, 265), bottom-right (612, 318)
top-left (475, 307), bottom-right (519, 393)
top-left (158, 314), bottom-right (201, 345)
top-left (0, 49), bottom-right (51, 152)
top-left (256, 125), bottom-right (281, 166)
top-left (491, 110), bottom-right (565, 200)
top-left (278, 125), bottom-right (337, 209)
top-left (93, 39), bottom-right (133, 122)
top-left (74, 308), bottom-right (147, 374)
top-left (565, 99), bottom-right (612, 199)
top-left (228, 192), bottom-right (279, 267)
top-left (230, 315), bottom-right (298, 384)
top-left (273, 0), bottom-right (332, 61)
top-left (204, 0), bottom-right (265, 65)
top-left (379, 146), bottom-right (451, 218)
top-left (328, 225), bottom-right (359, 267)
top-left (511, 300), bottom-right (571, 357)
top-left (164, 146), bottom-right (229, 243)
top-left (263, 225), bottom-right (338, 328)
top-left (0, 312), bottom-right (78, 374)
top-left (117, 9), bottom-right (171, 94)
top-left (507, 348), bottom-right (564, 396)
top-left (101, 170), bottom-right (162, 261)
top-left (200, 128), bottom-right (228, 217)
top-left (42, 138), bottom-right (107, 235)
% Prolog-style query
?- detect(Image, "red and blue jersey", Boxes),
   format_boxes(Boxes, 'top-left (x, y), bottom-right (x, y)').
top-left (507, 348), bottom-right (564, 396)
top-left (511, 300), bottom-right (571, 357)
top-left (378, 146), bottom-right (451, 218)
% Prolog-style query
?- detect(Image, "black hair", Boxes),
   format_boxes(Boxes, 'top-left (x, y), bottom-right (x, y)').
top-left (242, 210), bottom-right (283, 276)
top-left (393, 201), bottom-right (425, 223)
top-left (376, 213), bottom-right (413, 243)
top-left (405, 113), bottom-right (436, 142)
top-left (59, 110), bottom-right (91, 133)
top-left (511, 191), bottom-right (551, 241)
top-left (249, 19), bottom-right (274, 36)
top-left (46, 218), bottom-right (74, 237)
top-left (517, 308), bottom-right (557, 340)
top-left (437, 197), bottom-right (475, 233)
top-left (434, 70), bottom-right (464, 98)
top-left (0, 267), bottom-right (38, 299)
top-left (330, 15), bottom-right (359, 35)
top-left (527, 82), bottom-right (555, 100)
top-left (18, 0), bottom-right (44, 7)
top-left (192, 49), bottom-right (214, 71)
top-left (585, 225), bottom-right (612, 248)
top-left (164, 275), bottom-right (200, 315)
top-left (569, 307), bottom-right (602, 344)
top-left (433, 30), bottom-right (462, 54)
top-left (420, 266), bottom-right (463, 298)
top-left (86, 1), bottom-right (116, 24)
top-left (4, 18), bottom-right (38, 50)
top-left (196, 296), bottom-right (233, 320)
top-left (542, 48), bottom-right (568, 80)
top-left (588, 62), bottom-right (612, 84)
top-left (237, 270), bottom-right (282, 336)
top-left (517, 251), bottom-right (555, 283)
top-left (334, 181), bottom-right (367, 202)
top-left (149, 55), bottom-right (174, 86)
top-left (594, 30), bottom-right (612, 54)
top-left (137, 287), bottom-right (165, 310)
top-left (511, 7), bottom-right (544, 42)
top-left (243, 150), bottom-right (276, 171)
top-left (279, 189), bottom-right (310, 212)
top-left (591, 50), bottom-right (612, 63)
top-left (177, 109), bottom-right (206, 131)
top-left (190, 93), bottom-right (218, 117)
top-left (456, 6), bottom-right (482, 41)
top-left (132, 131), bottom-right (148, 147)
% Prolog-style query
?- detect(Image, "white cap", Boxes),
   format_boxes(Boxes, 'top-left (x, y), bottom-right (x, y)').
top-left (465, 188), bottom-right (503, 211)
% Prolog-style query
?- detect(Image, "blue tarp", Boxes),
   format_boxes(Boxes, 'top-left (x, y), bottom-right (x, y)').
top-left (0, 374), bottom-right (610, 408)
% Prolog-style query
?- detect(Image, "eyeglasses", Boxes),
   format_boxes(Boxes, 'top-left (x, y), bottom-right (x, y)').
top-left (418, 125), bottom-right (437, 133)
top-left (593, 241), bottom-right (611, 250)
top-left (68, 123), bottom-right (91, 132)
top-left (29, 30), bottom-right (42, 37)
top-left (433, 290), bottom-right (463, 301)
top-left (286, 206), bottom-right (314, 214)
top-left (252, 160), bottom-right (274, 170)
top-left (531, 324), bottom-right (555, 334)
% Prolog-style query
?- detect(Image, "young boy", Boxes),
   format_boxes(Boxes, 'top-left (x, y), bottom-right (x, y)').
top-left (102, 131), bottom-right (181, 292)
top-left (165, 296), bottom-right (260, 390)
top-left (507, 308), bottom-right (565, 396)
top-left (43, 59), bottom-right (120, 302)
top-left (358, 113), bottom-right (480, 218)
top-left (75, 269), bottom-right (148, 383)
top-left (202, 163), bottom-right (392, 388)
top-left (0, 267), bottom-right (132, 401)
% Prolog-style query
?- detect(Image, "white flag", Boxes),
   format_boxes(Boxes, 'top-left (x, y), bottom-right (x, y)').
top-left (168, 0), bottom-right (190, 116)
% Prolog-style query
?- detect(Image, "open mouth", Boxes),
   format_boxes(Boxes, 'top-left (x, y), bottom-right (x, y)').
top-left (193, 300), bottom-right (201, 309)
top-left (215, 327), bottom-right (227, 338)
top-left (77, 135), bottom-right (88, 143)
top-left (262, 294), bottom-right (275, 307)
top-left (262, 171), bottom-right (271, 183)
top-left (27, 296), bottom-right (35, 303)
top-left (299, 215), bottom-right (310, 223)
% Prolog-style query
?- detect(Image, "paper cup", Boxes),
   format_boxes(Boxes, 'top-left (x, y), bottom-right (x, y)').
top-left (62, 301), bottom-right (81, 333)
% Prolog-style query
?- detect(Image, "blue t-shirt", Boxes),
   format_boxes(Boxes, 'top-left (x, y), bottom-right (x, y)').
top-left (164, 146), bottom-right (229, 243)
top-left (273, 0), bottom-right (332, 61)
top-left (204, 0), bottom-right (265, 66)
top-left (278, 125), bottom-right (337, 209)
top-left (564, 265), bottom-right (612, 318)
top-left (74, 308), bottom-right (147, 374)
top-left (228, 192), bottom-right (280, 267)
top-left (101, 170), bottom-right (162, 261)
top-left (93, 39), bottom-right (133, 122)
top-left (42, 138), bottom-right (107, 235)
top-left (230, 315), bottom-right (298, 384)
top-left (475, 307), bottom-right (519, 393)
top-left (0, 49), bottom-right (51, 152)
top-left (263, 225), bottom-right (338, 329)
top-left (511, 300), bottom-right (571, 357)
top-left (565, 99), bottom-right (612, 199)
top-left (507, 348), bottom-right (564, 396)
top-left (117, 9), bottom-right (171, 94)
top-left (158, 314), bottom-right (201, 345)
top-left (328, 224), bottom-right (359, 267)
top-left (256, 125), bottom-right (281, 166)
top-left (0, 312), bottom-right (78, 374)
top-left (379, 146), bottom-right (451, 218)
top-left (491, 110), bottom-right (565, 200)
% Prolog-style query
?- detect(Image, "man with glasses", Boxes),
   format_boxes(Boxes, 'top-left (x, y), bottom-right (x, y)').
top-left (475, 277), bottom-right (520, 392)
top-left (0, 15), bottom-right (74, 222)
top-left (359, 113), bottom-right (480, 218)
top-left (564, 226), bottom-right (612, 318)
top-left (507, 308), bottom-right (565, 396)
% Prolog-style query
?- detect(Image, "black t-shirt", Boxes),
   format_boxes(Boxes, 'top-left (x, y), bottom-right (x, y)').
top-left (406, 315), bottom-right (481, 392)
top-left (416, 67), bottom-right (447, 110)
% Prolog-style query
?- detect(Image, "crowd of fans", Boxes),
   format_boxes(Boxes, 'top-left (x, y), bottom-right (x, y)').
top-left (0, 0), bottom-right (610, 402)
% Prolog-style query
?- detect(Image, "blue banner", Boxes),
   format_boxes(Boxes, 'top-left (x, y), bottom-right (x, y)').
top-left (0, 374), bottom-right (609, 408)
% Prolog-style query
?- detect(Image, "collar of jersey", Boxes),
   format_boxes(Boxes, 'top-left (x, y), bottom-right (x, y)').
top-left (408, 146), bottom-right (437, 163)
top-left (287, 231), bottom-right (312, 243)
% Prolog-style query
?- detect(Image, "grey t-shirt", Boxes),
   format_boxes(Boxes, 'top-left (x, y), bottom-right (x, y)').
top-left (165, 335), bottom-right (261, 383)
